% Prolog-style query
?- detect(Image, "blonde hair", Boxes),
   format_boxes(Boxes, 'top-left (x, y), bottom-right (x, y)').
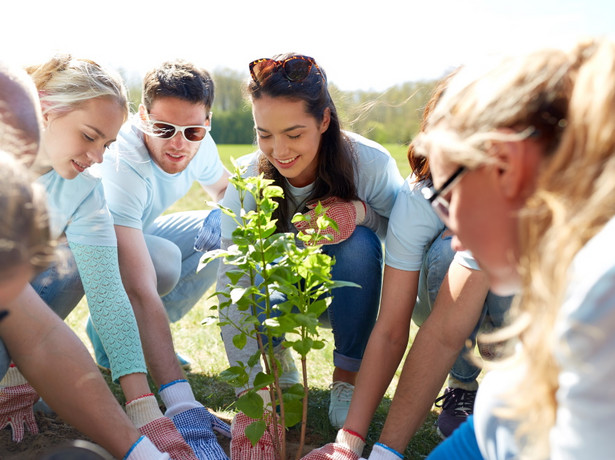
top-left (0, 150), bottom-right (55, 274)
top-left (25, 54), bottom-right (129, 121)
top-left (414, 39), bottom-right (615, 458)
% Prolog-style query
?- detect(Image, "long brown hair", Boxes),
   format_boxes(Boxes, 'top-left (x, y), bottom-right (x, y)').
top-left (248, 53), bottom-right (358, 232)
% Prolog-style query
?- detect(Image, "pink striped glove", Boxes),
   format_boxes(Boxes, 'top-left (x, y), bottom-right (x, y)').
top-left (125, 394), bottom-right (197, 460)
top-left (301, 429), bottom-right (365, 460)
top-left (294, 197), bottom-right (366, 245)
top-left (231, 389), bottom-right (283, 460)
top-left (0, 365), bottom-right (39, 442)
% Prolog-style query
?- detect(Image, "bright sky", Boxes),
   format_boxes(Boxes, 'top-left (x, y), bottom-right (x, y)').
top-left (4, 0), bottom-right (614, 92)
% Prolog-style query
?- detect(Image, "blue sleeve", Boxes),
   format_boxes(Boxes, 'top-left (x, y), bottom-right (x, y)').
top-left (427, 416), bottom-right (484, 459)
top-left (69, 242), bottom-right (147, 381)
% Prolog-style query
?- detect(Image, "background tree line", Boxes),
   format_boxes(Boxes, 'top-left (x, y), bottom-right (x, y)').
top-left (125, 68), bottom-right (437, 146)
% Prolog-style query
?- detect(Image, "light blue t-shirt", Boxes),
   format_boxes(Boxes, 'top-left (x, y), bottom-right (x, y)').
top-left (100, 116), bottom-right (225, 230)
top-left (220, 131), bottom-right (404, 240)
top-left (37, 169), bottom-right (116, 246)
top-left (385, 175), bottom-right (480, 271)
top-left (35, 168), bottom-right (146, 381)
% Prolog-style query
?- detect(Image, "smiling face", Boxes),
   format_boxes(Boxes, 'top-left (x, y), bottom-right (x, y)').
top-left (252, 95), bottom-right (330, 187)
top-left (141, 97), bottom-right (209, 175)
top-left (40, 96), bottom-right (124, 180)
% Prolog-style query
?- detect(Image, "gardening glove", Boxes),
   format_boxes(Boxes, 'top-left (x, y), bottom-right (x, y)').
top-left (301, 429), bottom-right (365, 460)
top-left (125, 393), bottom-right (198, 460)
top-left (231, 389), bottom-right (283, 460)
top-left (294, 197), bottom-right (366, 245)
top-left (364, 443), bottom-right (404, 460)
top-left (194, 208), bottom-right (222, 252)
top-left (160, 379), bottom-right (230, 460)
top-left (125, 435), bottom-right (171, 460)
top-left (0, 365), bottom-right (39, 442)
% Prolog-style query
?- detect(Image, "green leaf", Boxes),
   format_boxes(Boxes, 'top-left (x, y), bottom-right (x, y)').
top-left (282, 397), bottom-right (303, 428)
top-left (233, 333), bottom-right (247, 350)
top-left (245, 420), bottom-right (267, 447)
top-left (236, 391), bottom-right (264, 419)
top-left (253, 371), bottom-right (275, 389)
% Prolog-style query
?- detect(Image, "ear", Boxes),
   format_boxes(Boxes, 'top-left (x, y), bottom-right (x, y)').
top-left (319, 107), bottom-right (331, 134)
top-left (492, 139), bottom-right (531, 200)
top-left (138, 104), bottom-right (148, 122)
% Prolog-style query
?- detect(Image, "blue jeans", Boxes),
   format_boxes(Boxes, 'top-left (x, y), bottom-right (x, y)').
top-left (412, 230), bottom-right (513, 383)
top-left (144, 210), bottom-right (220, 322)
top-left (260, 226), bottom-right (383, 372)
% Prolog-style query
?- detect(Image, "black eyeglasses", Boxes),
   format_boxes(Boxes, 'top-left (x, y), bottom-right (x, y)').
top-left (249, 55), bottom-right (322, 84)
top-left (421, 166), bottom-right (467, 220)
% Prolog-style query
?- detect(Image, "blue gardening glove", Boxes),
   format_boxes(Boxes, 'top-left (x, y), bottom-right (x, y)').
top-left (160, 380), bottom-right (230, 460)
top-left (194, 208), bottom-right (222, 252)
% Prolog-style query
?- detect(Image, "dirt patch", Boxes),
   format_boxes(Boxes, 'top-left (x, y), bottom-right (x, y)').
top-left (0, 411), bottom-right (323, 459)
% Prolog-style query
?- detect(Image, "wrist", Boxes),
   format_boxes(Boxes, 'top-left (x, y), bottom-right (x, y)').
top-left (124, 435), bottom-right (169, 460)
top-left (125, 394), bottom-right (163, 429)
top-left (336, 428), bottom-right (366, 456)
top-left (1, 365), bottom-right (28, 387)
top-left (369, 443), bottom-right (404, 460)
top-left (353, 200), bottom-right (366, 225)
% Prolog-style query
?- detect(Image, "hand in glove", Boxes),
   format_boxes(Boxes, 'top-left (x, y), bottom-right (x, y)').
top-left (194, 208), bottom-right (222, 252)
top-left (231, 389), bottom-right (283, 460)
top-left (0, 365), bottom-right (39, 442)
top-left (294, 197), bottom-right (366, 245)
top-left (301, 429), bottom-right (365, 460)
top-left (160, 379), bottom-right (230, 460)
top-left (125, 393), bottom-right (197, 460)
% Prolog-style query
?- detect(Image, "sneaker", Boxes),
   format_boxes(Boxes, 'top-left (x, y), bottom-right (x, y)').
top-left (86, 316), bottom-right (191, 372)
top-left (270, 345), bottom-right (301, 389)
top-left (434, 387), bottom-right (477, 438)
top-left (328, 381), bottom-right (354, 429)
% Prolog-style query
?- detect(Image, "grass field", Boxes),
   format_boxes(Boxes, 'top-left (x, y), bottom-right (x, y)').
top-left (66, 143), bottom-right (443, 459)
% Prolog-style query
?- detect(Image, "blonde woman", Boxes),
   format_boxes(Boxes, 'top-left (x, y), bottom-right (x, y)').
top-left (412, 39), bottom-right (615, 459)
top-left (0, 55), bottom-right (199, 458)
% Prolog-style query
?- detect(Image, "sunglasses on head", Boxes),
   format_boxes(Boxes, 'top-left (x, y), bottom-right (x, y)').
top-left (145, 114), bottom-right (212, 143)
top-left (249, 55), bottom-right (322, 84)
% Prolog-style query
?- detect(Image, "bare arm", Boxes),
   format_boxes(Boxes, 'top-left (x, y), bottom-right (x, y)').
top-left (0, 285), bottom-right (140, 458)
top-left (344, 266), bottom-right (420, 438)
top-left (201, 168), bottom-right (231, 203)
top-left (114, 224), bottom-right (184, 388)
top-left (378, 262), bottom-right (490, 452)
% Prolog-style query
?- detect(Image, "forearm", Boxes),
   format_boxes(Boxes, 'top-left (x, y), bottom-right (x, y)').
top-left (345, 324), bottom-right (409, 437)
top-left (360, 202), bottom-right (389, 239)
top-left (1, 288), bottom-right (140, 458)
top-left (379, 326), bottom-right (459, 452)
top-left (127, 287), bottom-right (184, 388)
top-left (70, 242), bottom-right (147, 381)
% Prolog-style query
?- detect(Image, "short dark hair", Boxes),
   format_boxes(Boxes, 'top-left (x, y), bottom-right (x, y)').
top-left (142, 59), bottom-right (214, 110)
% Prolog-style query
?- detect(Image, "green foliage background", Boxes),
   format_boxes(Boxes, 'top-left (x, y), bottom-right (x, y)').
top-left (124, 68), bottom-right (436, 147)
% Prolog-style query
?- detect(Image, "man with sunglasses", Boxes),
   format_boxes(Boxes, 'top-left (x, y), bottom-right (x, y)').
top-left (91, 59), bottom-right (231, 459)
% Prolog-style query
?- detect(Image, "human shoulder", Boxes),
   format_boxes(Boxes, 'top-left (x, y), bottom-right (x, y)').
top-left (345, 131), bottom-right (393, 162)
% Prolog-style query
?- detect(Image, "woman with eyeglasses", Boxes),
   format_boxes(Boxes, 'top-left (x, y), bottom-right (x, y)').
top-left (216, 53), bottom-right (404, 457)
top-left (0, 54), bottom-right (200, 459)
top-left (415, 38), bottom-right (615, 459)
top-left (304, 73), bottom-right (512, 460)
